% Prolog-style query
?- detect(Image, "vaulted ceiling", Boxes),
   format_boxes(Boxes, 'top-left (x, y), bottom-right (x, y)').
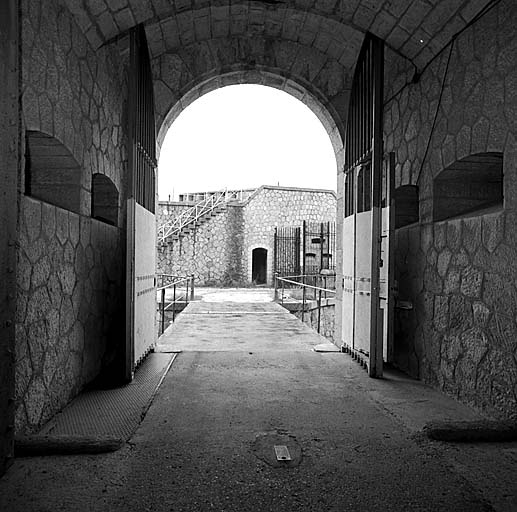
top-left (60, 0), bottom-right (494, 147)
top-left (63, 0), bottom-right (493, 70)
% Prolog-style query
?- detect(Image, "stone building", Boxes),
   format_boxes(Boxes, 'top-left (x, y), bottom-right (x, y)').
top-left (2, 0), bottom-right (517, 478)
top-left (157, 186), bottom-right (337, 285)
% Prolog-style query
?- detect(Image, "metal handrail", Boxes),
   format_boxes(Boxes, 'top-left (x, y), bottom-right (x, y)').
top-left (157, 274), bottom-right (195, 335)
top-left (158, 190), bottom-right (227, 242)
top-left (276, 276), bottom-right (335, 294)
top-left (274, 273), bottom-right (335, 334)
top-left (157, 275), bottom-right (191, 291)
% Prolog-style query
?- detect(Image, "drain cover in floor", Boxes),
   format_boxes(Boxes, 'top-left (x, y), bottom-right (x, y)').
top-left (252, 430), bottom-right (302, 468)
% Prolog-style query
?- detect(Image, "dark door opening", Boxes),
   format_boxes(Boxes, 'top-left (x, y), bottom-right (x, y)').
top-left (252, 248), bottom-right (267, 284)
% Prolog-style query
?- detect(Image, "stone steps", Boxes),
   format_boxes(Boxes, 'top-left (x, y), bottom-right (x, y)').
top-left (164, 205), bottom-right (226, 244)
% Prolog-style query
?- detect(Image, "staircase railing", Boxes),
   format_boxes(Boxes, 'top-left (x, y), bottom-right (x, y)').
top-left (158, 190), bottom-right (227, 242)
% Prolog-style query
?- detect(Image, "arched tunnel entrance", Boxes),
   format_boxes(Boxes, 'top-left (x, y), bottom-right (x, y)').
top-left (155, 74), bottom-right (344, 295)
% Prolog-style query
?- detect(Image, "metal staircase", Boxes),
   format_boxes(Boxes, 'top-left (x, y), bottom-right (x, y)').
top-left (158, 190), bottom-right (227, 243)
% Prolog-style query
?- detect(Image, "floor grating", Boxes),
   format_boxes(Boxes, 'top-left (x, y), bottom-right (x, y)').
top-left (39, 353), bottom-right (176, 440)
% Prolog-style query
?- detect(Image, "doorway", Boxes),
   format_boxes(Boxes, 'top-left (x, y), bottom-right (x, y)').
top-left (252, 248), bottom-right (267, 284)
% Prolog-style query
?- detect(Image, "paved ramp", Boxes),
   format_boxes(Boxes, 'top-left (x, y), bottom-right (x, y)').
top-left (157, 300), bottom-right (332, 352)
top-left (2, 290), bottom-right (516, 512)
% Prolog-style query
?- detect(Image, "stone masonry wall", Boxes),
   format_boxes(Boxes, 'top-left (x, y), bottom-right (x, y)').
top-left (157, 206), bottom-right (244, 286)
top-left (17, 0), bottom-right (127, 434)
top-left (156, 202), bottom-right (191, 231)
top-left (243, 187), bottom-right (336, 284)
top-left (384, 0), bottom-right (517, 419)
top-left (293, 301), bottom-right (335, 343)
top-left (157, 187), bottom-right (336, 286)
top-left (16, 197), bottom-right (123, 432)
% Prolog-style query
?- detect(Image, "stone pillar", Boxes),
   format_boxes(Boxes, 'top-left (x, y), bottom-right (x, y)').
top-left (0, 0), bottom-right (19, 477)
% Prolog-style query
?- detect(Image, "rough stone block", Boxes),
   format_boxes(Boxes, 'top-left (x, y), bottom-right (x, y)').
top-left (472, 301), bottom-right (491, 327)
top-left (31, 256), bottom-right (51, 290)
top-left (433, 295), bottom-right (449, 331)
top-left (436, 249), bottom-right (451, 278)
top-left (482, 213), bottom-right (504, 253)
top-left (444, 268), bottom-right (460, 294)
top-left (460, 266), bottom-right (483, 298)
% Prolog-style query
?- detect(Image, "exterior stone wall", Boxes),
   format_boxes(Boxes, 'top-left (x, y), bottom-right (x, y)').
top-left (156, 202), bottom-right (191, 230)
top-left (384, 0), bottom-right (517, 419)
top-left (16, 0), bottom-right (127, 434)
top-left (243, 187), bottom-right (336, 283)
top-left (157, 186), bottom-right (336, 286)
top-left (157, 206), bottom-right (243, 285)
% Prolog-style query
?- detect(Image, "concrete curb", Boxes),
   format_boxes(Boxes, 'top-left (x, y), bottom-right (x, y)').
top-left (423, 420), bottom-right (517, 442)
top-left (15, 435), bottom-right (124, 456)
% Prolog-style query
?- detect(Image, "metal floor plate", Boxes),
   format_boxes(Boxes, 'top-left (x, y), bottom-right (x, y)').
top-left (40, 353), bottom-right (176, 440)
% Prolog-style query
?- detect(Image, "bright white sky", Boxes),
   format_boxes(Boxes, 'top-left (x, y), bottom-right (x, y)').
top-left (158, 85), bottom-right (337, 201)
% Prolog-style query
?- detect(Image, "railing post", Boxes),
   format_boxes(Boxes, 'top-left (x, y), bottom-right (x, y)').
top-left (274, 272), bottom-right (278, 301)
top-left (190, 274), bottom-right (195, 301)
top-left (186, 279), bottom-right (189, 306)
top-left (281, 279), bottom-right (285, 305)
top-left (302, 284), bottom-right (306, 323)
top-left (317, 289), bottom-right (322, 333)
top-left (172, 284), bottom-right (176, 322)
top-left (161, 287), bottom-right (165, 335)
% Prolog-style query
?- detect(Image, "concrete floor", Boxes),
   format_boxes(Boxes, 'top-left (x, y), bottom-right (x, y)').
top-left (1, 289), bottom-right (516, 511)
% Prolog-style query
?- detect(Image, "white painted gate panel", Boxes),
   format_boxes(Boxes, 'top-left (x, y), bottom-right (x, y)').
top-left (126, 199), bottom-right (156, 376)
top-left (354, 211), bottom-right (372, 355)
top-left (340, 155), bottom-right (394, 370)
top-left (342, 215), bottom-right (355, 348)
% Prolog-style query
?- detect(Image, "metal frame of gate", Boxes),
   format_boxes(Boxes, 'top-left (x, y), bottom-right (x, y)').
top-left (342, 33), bottom-right (389, 378)
top-left (273, 223), bottom-right (336, 285)
top-left (125, 24), bottom-right (157, 381)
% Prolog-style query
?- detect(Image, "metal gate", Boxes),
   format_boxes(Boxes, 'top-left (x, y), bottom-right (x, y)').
top-left (125, 25), bottom-right (157, 380)
top-left (274, 223), bottom-right (336, 284)
top-left (341, 34), bottom-right (393, 377)
top-left (303, 221), bottom-right (336, 277)
top-left (274, 226), bottom-right (301, 279)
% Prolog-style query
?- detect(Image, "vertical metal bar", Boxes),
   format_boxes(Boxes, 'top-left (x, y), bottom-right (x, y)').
top-left (320, 222), bottom-right (324, 273)
top-left (273, 227), bottom-right (277, 277)
top-left (281, 279), bottom-right (285, 305)
top-left (369, 35), bottom-right (384, 378)
top-left (366, 41), bottom-right (373, 148)
top-left (317, 289), bottom-right (322, 333)
top-left (186, 279), bottom-right (189, 306)
top-left (190, 274), bottom-right (195, 301)
top-left (274, 272), bottom-right (278, 301)
top-left (161, 288), bottom-right (165, 335)
top-left (172, 284), bottom-right (176, 322)
top-left (386, 152), bottom-right (396, 363)
top-left (302, 220), bottom-right (306, 280)
top-left (295, 227), bottom-right (301, 275)
top-left (302, 284), bottom-right (306, 323)
top-left (360, 44), bottom-right (364, 160)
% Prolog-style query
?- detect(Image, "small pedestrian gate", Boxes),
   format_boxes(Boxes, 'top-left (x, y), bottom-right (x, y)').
top-left (125, 25), bottom-right (157, 380)
top-left (341, 34), bottom-right (394, 377)
top-left (273, 223), bottom-right (336, 281)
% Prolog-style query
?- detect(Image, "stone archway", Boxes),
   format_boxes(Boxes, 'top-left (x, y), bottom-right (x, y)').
top-left (155, 67), bottom-right (346, 169)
